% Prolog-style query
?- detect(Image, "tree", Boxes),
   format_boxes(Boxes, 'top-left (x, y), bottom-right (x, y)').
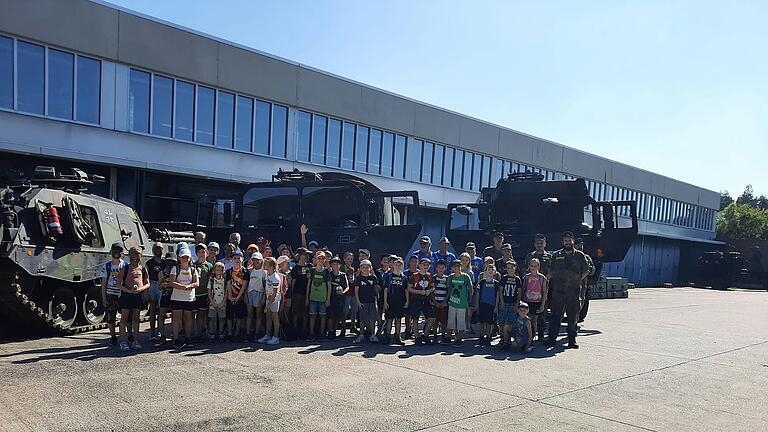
top-left (737, 185), bottom-right (756, 206)
top-left (716, 203), bottom-right (768, 240)
top-left (756, 195), bottom-right (768, 211)
top-left (719, 191), bottom-right (734, 210)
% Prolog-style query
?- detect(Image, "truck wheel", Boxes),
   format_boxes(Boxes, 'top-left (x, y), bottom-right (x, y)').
top-left (82, 285), bottom-right (105, 325)
top-left (48, 287), bottom-right (78, 329)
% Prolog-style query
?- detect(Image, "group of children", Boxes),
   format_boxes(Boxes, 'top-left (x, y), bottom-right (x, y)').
top-left (101, 234), bottom-right (549, 354)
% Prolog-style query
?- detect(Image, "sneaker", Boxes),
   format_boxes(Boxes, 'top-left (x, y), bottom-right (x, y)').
top-left (340, 329), bottom-right (347, 337)
top-left (394, 335), bottom-right (404, 345)
top-left (173, 339), bottom-right (184, 349)
top-left (544, 339), bottom-right (556, 347)
top-left (354, 335), bottom-right (365, 344)
top-left (267, 336), bottom-right (280, 345)
top-left (218, 334), bottom-right (225, 342)
top-left (453, 339), bottom-right (463, 346)
top-left (130, 340), bottom-right (142, 350)
top-left (208, 334), bottom-right (216, 342)
top-left (351, 327), bottom-right (360, 335)
top-left (526, 346), bottom-right (535, 353)
top-left (257, 335), bottom-right (271, 344)
top-left (154, 336), bottom-right (167, 347)
top-left (369, 335), bottom-right (379, 343)
top-left (415, 336), bottom-right (424, 346)
top-left (566, 342), bottom-right (579, 350)
top-left (440, 336), bottom-right (451, 345)
top-left (380, 335), bottom-right (391, 345)
top-left (110, 336), bottom-right (118, 346)
top-left (119, 341), bottom-right (130, 351)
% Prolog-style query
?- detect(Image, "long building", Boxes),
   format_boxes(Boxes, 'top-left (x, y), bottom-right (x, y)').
top-left (0, 0), bottom-right (721, 286)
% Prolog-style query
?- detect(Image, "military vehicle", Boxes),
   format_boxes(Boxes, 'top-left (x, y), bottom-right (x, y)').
top-left (146, 169), bottom-right (422, 260)
top-left (0, 166), bottom-right (153, 337)
top-left (695, 249), bottom-right (767, 290)
top-left (446, 172), bottom-right (638, 274)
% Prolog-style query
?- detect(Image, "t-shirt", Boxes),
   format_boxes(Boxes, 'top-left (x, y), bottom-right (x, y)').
top-left (514, 314), bottom-right (531, 343)
top-left (500, 274), bottom-right (522, 304)
top-left (433, 274), bottom-right (448, 303)
top-left (248, 268), bottom-right (266, 293)
top-left (409, 272), bottom-right (433, 298)
top-left (470, 256), bottom-right (484, 281)
top-left (329, 272), bottom-right (349, 298)
top-left (194, 261), bottom-right (213, 297)
top-left (447, 273), bottom-right (473, 309)
top-left (386, 273), bottom-right (407, 304)
top-left (170, 265), bottom-right (198, 302)
top-left (343, 264), bottom-right (356, 295)
top-left (146, 258), bottom-right (165, 282)
top-left (482, 245), bottom-right (504, 262)
top-left (478, 278), bottom-right (499, 305)
top-left (523, 273), bottom-right (547, 303)
top-left (100, 260), bottom-right (127, 296)
top-left (308, 268), bottom-right (330, 302)
top-left (355, 274), bottom-right (379, 304)
top-left (209, 277), bottom-right (227, 307)
top-left (290, 263), bottom-right (312, 296)
top-left (430, 251), bottom-right (456, 273)
top-left (265, 272), bottom-right (283, 303)
top-left (226, 267), bottom-right (248, 299)
top-left (122, 264), bottom-right (148, 292)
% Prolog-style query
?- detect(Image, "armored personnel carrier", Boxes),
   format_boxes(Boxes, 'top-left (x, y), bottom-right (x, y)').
top-left (0, 166), bottom-right (153, 336)
top-left (695, 249), bottom-right (767, 290)
top-left (446, 172), bottom-right (638, 273)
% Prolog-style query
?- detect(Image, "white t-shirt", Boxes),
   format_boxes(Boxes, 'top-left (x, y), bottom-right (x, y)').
top-left (265, 272), bottom-right (283, 303)
top-left (209, 277), bottom-right (226, 307)
top-left (100, 260), bottom-right (127, 296)
top-left (248, 268), bottom-right (265, 292)
top-left (170, 265), bottom-right (198, 302)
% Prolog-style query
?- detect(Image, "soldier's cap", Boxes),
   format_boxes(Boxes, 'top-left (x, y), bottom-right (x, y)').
top-left (501, 243), bottom-right (512, 250)
top-left (276, 255), bottom-right (291, 266)
top-left (246, 243), bottom-right (258, 252)
top-left (195, 243), bottom-right (207, 251)
top-left (232, 250), bottom-right (244, 257)
top-left (450, 260), bottom-right (462, 268)
top-left (562, 231), bottom-right (574, 239)
top-left (251, 252), bottom-right (263, 261)
top-left (359, 259), bottom-right (372, 267)
top-left (329, 256), bottom-right (342, 264)
top-left (465, 242), bottom-right (476, 249)
top-left (574, 238), bottom-right (584, 245)
top-left (162, 252), bottom-right (177, 262)
top-left (506, 260), bottom-right (518, 267)
top-left (178, 249), bottom-right (192, 258)
top-left (435, 259), bottom-right (447, 267)
top-left (493, 231), bottom-right (504, 238)
top-left (438, 236), bottom-right (450, 244)
top-left (419, 235), bottom-right (431, 243)
top-left (257, 236), bottom-right (268, 244)
top-left (110, 242), bottom-right (124, 252)
top-left (296, 247), bottom-right (309, 255)
top-left (358, 248), bottom-right (371, 256)
top-left (534, 233), bottom-right (546, 241)
top-left (308, 240), bottom-right (319, 247)
top-left (207, 241), bottom-right (220, 250)
top-left (419, 257), bottom-right (432, 264)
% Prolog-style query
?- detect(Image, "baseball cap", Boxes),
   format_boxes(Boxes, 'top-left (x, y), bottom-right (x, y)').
top-left (392, 256), bottom-right (404, 265)
top-left (308, 240), bottom-right (319, 247)
top-left (175, 242), bottom-right (188, 252)
top-left (296, 247), bottom-right (309, 255)
top-left (110, 242), bottom-right (124, 252)
top-left (419, 257), bottom-right (432, 264)
top-left (562, 231), bottom-right (574, 239)
top-left (435, 259), bottom-right (447, 267)
top-left (329, 256), bottom-right (342, 264)
top-left (246, 243), bottom-right (258, 252)
top-left (207, 241), bottom-right (220, 249)
top-left (257, 236), bottom-right (267, 244)
top-left (233, 250), bottom-right (244, 257)
top-left (574, 238), bottom-right (584, 245)
top-left (493, 232), bottom-right (504, 238)
top-left (251, 252), bottom-right (263, 260)
top-left (438, 236), bottom-right (450, 244)
top-left (195, 243), bottom-right (207, 251)
top-left (359, 259), bottom-right (372, 267)
top-left (178, 249), bottom-right (192, 258)
top-left (501, 243), bottom-right (512, 250)
top-left (534, 233), bottom-right (546, 241)
top-left (276, 255), bottom-right (290, 266)
top-left (419, 236), bottom-right (431, 243)
top-left (358, 248), bottom-right (371, 256)
top-left (465, 242), bottom-right (476, 249)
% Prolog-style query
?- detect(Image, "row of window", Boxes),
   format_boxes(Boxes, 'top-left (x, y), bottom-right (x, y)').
top-left (128, 69), bottom-right (289, 158)
top-left (0, 35), bottom-right (101, 124)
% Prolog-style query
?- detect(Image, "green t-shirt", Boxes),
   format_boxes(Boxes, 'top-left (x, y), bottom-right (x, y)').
top-left (308, 268), bottom-right (330, 302)
top-left (447, 273), bottom-right (473, 309)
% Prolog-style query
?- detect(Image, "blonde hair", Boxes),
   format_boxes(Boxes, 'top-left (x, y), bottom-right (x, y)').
top-left (263, 257), bottom-right (277, 270)
top-left (213, 261), bottom-right (226, 272)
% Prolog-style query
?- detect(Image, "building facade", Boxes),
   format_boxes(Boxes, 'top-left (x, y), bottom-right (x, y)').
top-left (0, 0), bottom-right (721, 286)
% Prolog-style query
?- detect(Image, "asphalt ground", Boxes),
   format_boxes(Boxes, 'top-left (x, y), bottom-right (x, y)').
top-left (0, 287), bottom-right (767, 432)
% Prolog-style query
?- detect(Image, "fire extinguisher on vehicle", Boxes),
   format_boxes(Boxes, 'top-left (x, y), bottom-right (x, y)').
top-left (44, 204), bottom-right (63, 241)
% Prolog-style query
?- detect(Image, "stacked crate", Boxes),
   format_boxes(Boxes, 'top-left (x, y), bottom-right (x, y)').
top-left (590, 276), bottom-right (629, 299)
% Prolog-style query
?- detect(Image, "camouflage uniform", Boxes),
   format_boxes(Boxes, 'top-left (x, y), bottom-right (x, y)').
top-left (579, 252), bottom-right (595, 322)
top-left (547, 248), bottom-right (588, 345)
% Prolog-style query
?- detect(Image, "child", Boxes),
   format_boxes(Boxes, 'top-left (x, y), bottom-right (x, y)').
top-left (328, 256), bottom-right (350, 339)
top-left (342, 251), bottom-right (357, 336)
top-left (262, 257), bottom-right (284, 345)
top-left (207, 262), bottom-right (227, 341)
top-left (477, 264), bottom-right (499, 346)
top-left (306, 251), bottom-right (331, 341)
top-left (510, 301), bottom-right (533, 352)
top-left (497, 260), bottom-right (522, 348)
top-left (383, 256), bottom-right (407, 345)
top-left (459, 252), bottom-right (477, 335)
top-left (193, 243), bottom-right (213, 340)
top-left (225, 251), bottom-right (248, 340)
top-left (354, 259), bottom-right (380, 343)
top-left (376, 254), bottom-right (391, 337)
top-left (155, 252), bottom-right (177, 346)
top-left (407, 258), bottom-right (436, 345)
top-left (402, 255), bottom-right (419, 339)
top-left (116, 247), bottom-right (150, 351)
top-left (431, 260), bottom-right (449, 344)
top-left (100, 242), bottom-right (126, 346)
top-left (169, 249), bottom-right (199, 349)
top-left (146, 242), bottom-right (165, 342)
top-left (522, 258), bottom-right (548, 342)
top-left (288, 248), bottom-right (311, 339)
top-left (246, 252), bottom-right (266, 342)
top-left (446, 260), bottom-right (473, 345)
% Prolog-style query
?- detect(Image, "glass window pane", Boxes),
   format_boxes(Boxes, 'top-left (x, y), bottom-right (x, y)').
top-left (421, 142), bottom-right (433, 183)
top-left (75, 56), bottom-right (100, 124)
top-left (270, 104), bottom-right (288, 157)
top-left (195, 86), bottom-right (215, 144)
top-left (0, 36), bottom-right (12, 109)
top-left (174, 80), bottom-right (194, 141)
top-left (381, 132), bottom-right (394, 176)
top-left (480, 156), bottom-right (490, 188)
top-left (453, 149), bottom-right (464, 188)
top-left (341, 122), bottom-right (355, 170)
top-left (296, 111), bottom-right (311, 162)
top-left (405, 138), bottom-right (422, 181)
top-left (151, 75), bottom-right (173, 137)
top-left (17, 41), bottom-right (45, 114)
top-left (394, 135), bottom-right (407, 179)
top-left (355, 126), bottom-right (369, 172)
top-left (311, 114), bottom-right (327, 164)
top-left (128, 69), bottom-right (150, 133)
top-left (443, 147), bottom-right (454, 187)
top-left (253, 100), bottom-right (270, 154)
top-left (47, 49), bottom-right (74, 120)
top-left (235, 95), bottom-right (253, 152)
top-left (327, 118), bottom-right (342, 167)
top-left (368, 129), bottom-right (382, 175)
top-left (432, 144), bottom-right (444, 185)
top-left (216, 91), bottom-right (234, 148)
top-left (472, 154), bottom-right (481, 191)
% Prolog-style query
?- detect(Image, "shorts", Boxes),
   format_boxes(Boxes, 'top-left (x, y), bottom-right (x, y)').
top-left (104, 294), bottom-right (120, 324)
top-left (434, 304), bottom-right (448, 324)
top-left (409, 296), bottom-right (435, 319)
top-left (329, 296), bottom-right (346, 319)
top-left (358, 302), bottom-right (378, 322)
top-left (159, 292), bottom-right (172, 309)
top-left (148, 281), bottom-right (161, 303)
top-left (266, 298), bottom-right (281, 313)
top-left (469, 291), bottom-right (479, 309)
top-left (118, 292), bottom-right (144, 310)
top-left (195, 295), bottom-right (209, 311)
top-left (208, 304), bottom-right (226, 319)
top-left (525, 301), bottom-right (543, 315)
top-left (478, 302), bottom-right (496, 324)
top-left (343, 295), bottom-right (357, 316)
top-left (447, 306), bottom-right (467, 331)
top-left (309, 300), bottom-right (327, 316)
top-left (385, 299), bottom-right (406, 319)
top-left (291, 297), bottom-right (308, 320)
top-left (169, 299), bottom-right (196, 311)
top-left (497, 304), bottom-right (518, 326)
top-left (247, 290), bottom-right (264, 307)
top-left (227, 299), bottom-right (246, 319)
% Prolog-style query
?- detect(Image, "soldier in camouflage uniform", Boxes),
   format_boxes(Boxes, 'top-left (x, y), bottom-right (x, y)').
top-left (574, 238), bottom-right (595, 324)
top-left (546, 231), bottom-right (589, 349)
top-left (524, 233), bottom-right (551, 341)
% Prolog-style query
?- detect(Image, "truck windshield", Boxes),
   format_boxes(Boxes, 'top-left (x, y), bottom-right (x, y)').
top-left (302, 186), bottom-right (362, 228)
top-left (241, 186), bottom-right (299, 228)
top-left (492, 198), bottom-right (586, 230)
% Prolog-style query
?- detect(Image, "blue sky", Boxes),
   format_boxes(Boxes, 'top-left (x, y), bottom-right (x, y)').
top-left (108, 0), bottom-right (767, 197)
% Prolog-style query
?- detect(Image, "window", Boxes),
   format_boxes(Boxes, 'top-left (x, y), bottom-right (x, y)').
top-left (128, 69), bottom-right (150, 133)
top-left (310, 114), bottom-right (327, 164)
top-left (17, 41), bottom-right (44, 115)
top-left (75, 56), bottom-right (100, 124)
top-left (393, 135), bottom-right (407, 179)
top-left (216, 91), bottom-right (234, 148)
top-left (241, 186), bottom-right (299, 228)
top-left (195, 86), bottom-right (215, 144)
top-left (355, 126), bottom-right (369, 172)
top-left (174, 80), bottom-right (194, 141)
top-left (443, 147), bottom-right (454, 187)
top-left (463, 152), bottom-right (474, 190)
top-left (302, 186), bottom-right (363, 228)
top-left (47, 49), bottom-right (74, 120)
top-left (270, 104), bottom-right (288, 157)
top-left (151, 75), bottom-right (173, 137)
top-left (0, 36), bottom-right (12, 109)
top-left (481, 156), bottom-right (491, 188)
top-left (235, 95), bottom-right (253, 152)
top-left (432, 144), bottom-right (444, 185)
top-left (381, 132), bottom-right (394, 176)
top-left (453, 149), bottom-right (464, 188)
top-left (421, 141), bottom-right (433, 183)
top-left (296, 111), bottom-right (311, 162)
top-left (326, 118), bottom-right (342, 167)
top-left (253, 100), bottom-right (270, 155)
top-left (368, 129), bottom-right (382, 175)
top-left (341, 122), bottom-right (355, 170)
top-left (406, 138), bottom-right (422, 181)
top-left (472, 154), bottom-right (481, 191)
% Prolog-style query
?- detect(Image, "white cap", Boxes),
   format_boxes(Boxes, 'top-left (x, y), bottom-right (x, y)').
top-left (359, 259), bottom-right (372, 267)
top-left (276, 255), bottom-right (290, 265)
top-left (251, 252), bottom-right (264, 260)
top-left (178, 249), bottom-right (192, 258)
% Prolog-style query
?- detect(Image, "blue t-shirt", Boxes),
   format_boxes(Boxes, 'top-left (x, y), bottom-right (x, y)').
top-left (411, 249), bottom-right (433, 262)
top-left (430, 250), bottom-right (457, 273)
top-left (478, 278), bottom-right (498, 305)
top-left (514, 313), bottom-right (531, 343)
top-left (470, 256), bottom-right (484, 281)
